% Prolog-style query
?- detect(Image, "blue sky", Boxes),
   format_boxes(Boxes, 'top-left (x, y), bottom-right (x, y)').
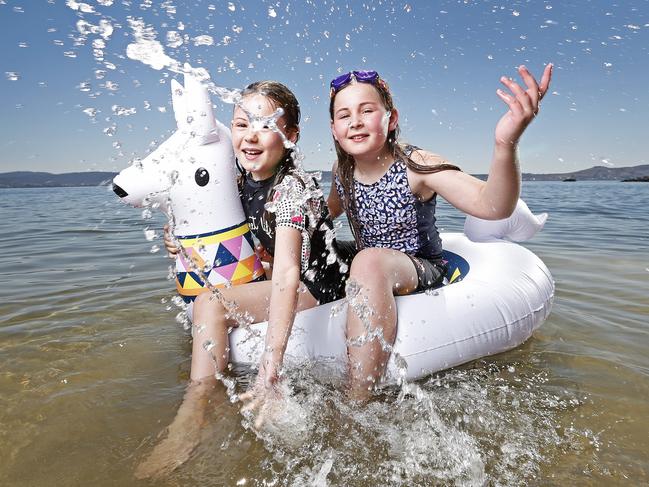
top-left (1, 0), bottom-right (647, 175)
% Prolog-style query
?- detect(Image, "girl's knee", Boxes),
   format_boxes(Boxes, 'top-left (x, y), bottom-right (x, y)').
top-left (349, 249), bottom-right (391, 284)
top-left (193, 291), bottom-right (227, 322)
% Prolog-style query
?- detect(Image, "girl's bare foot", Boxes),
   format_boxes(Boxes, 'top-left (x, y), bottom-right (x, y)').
top-left (134, 379), bottom-right (226, 479)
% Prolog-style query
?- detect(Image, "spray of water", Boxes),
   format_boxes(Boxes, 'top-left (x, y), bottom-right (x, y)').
top-left (53, 5), bottom-right (598, 483)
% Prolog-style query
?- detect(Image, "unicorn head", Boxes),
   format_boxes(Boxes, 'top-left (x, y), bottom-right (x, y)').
top-left (113, 68), bottom-right (244, 235)
top-left (113, 69), bottom-right (265, 309)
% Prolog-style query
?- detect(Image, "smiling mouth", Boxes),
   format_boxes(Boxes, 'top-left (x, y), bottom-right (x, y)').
top-left (242, 148), bottom-right (263, 159)
top-left (349, 135), bottom-right (368, 142)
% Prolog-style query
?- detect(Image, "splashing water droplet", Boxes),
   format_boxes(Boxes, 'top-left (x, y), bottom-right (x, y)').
top-left (112, 105), bottom-right (136, 116)
top-left (228, 2), bottom-right (235, 11)
top-left (144, 228), bottom-right (156, 241)
top-left (268, 7), bottom-right (277, 17)
top-left (166, 31), bottom-right (183, 48)
top-left (150, 244), bottom-right (160, 253)
top-left (203, 339), bottom-right (215, 352)
top-left (66, 1), bottom-right (95, 13)
top-left (193, 35), bottom-right (214, 46)
top-left (6, 71), bottom-right (20, 81)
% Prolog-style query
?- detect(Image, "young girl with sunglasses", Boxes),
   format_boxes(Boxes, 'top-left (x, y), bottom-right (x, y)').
top-left (327, 66), bottom-right (553, 399)
top-left (138, 81), bottom-right (350, 478)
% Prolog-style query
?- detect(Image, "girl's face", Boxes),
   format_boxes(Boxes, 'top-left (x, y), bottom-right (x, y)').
top-left (330, 82), bottom-right (398, 163)
top-left (232, 94), bottom-right (297, 180)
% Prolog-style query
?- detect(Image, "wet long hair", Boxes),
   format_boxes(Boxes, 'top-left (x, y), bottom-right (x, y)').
top-left (329, 76), bottom-right (457, 249)
top-left (238, 80), bottom-right (301, 230)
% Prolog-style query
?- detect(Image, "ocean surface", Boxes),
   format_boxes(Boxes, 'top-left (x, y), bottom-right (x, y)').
top-left (1, 181), bottom-right (648, 486)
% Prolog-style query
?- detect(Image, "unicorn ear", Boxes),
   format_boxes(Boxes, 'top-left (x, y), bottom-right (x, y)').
top-left (171, 78), bottom-right (187, 130)
top-left (183, 69), bottom-right (219, 144)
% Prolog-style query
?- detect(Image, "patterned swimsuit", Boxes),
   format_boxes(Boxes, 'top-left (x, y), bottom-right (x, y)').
top-left (335, 158), bottom-right (447, 260)
top-left (240, 171), bottom-right (351, 303)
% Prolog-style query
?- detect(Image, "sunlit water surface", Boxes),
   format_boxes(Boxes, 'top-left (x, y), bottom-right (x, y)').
top-left (1, 181), bottom-right (648, 486)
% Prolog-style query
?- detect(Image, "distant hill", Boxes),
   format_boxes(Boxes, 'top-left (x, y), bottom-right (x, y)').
top-left (465, 164), bottom-right (649, 182)
top-left (0, 171), bottom-right (117, 188)
top-left (1, 164), bottom-right (648, 188)
top-left (521, 164), bottom-right (649, 182)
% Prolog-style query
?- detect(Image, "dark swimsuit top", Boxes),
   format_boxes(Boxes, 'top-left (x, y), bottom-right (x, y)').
top-left (239, 171), bottom-right (349, 302)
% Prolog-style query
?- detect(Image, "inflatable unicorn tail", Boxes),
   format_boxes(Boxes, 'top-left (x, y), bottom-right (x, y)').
top-left (463, 199), bottom-right (548, 243)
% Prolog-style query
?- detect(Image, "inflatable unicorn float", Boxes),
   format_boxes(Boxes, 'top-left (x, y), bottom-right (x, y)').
top-left (112, 72), bottom-right (266, 307)
top-left (113, 70), bottom-right (554, 383)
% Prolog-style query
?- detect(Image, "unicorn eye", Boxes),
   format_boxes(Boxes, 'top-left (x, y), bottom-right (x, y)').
top-left (195, 168), bottom-right (210, 186)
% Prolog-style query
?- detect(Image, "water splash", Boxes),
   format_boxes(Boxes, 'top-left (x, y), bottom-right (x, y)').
top-left (226, 362), bottom-right (590, 485)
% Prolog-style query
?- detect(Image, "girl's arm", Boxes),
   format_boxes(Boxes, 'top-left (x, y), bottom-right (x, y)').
top-left (259, 226), bottom-right (303, 385)
top-left (240, 225), bottom-right (303, 427)
top-left (415, 64), bottom-right (553, 220)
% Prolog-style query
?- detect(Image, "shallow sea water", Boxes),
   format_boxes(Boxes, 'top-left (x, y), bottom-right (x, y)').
top-left (1, 181), bottom-right (648, 486)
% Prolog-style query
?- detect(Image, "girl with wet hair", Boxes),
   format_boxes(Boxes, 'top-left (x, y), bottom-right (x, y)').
top-left (327, 66), bottom-right (553, 400)
top-left (138, 80), bottom-right (350, 478)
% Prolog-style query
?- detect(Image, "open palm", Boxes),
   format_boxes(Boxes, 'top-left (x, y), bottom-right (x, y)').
top-left (494, 64), bottom-right (553, 146)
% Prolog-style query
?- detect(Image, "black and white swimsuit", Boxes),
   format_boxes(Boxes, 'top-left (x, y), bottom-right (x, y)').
top-left (240, 171), bottom-right (350, 304)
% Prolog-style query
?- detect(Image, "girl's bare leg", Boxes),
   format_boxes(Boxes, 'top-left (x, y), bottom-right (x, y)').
top-left (190, 280), bottom-right (275, 380)
top-left (135, 280), bottom-right (317, 479)
top-left (345, 248), bottom-right (418, 401)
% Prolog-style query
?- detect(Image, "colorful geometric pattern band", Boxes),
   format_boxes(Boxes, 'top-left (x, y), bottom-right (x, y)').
top-left (173, 222), bottom-right (265, 301)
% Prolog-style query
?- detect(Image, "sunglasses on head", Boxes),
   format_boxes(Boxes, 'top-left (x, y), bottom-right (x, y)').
top-left (329, 70), bottom-right (389, 97)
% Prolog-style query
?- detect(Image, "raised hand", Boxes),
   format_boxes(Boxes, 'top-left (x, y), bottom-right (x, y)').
top-left (494, 64), bottom-right (553, 146)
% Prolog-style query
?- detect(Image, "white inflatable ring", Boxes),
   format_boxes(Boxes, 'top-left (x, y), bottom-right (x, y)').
top-left (113, 71), bottom-right (554, 384)
top-left (230, 232), bottom-right (554, 383)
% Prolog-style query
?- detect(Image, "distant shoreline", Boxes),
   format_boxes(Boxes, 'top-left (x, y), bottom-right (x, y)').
top-left (1, 164), bottom-right (648, 188)
top-left (0, 171), bottom-right (116, 189)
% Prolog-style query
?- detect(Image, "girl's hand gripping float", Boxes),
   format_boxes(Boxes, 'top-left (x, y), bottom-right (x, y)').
top-left (112, 71), bottom-right (264, 317)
